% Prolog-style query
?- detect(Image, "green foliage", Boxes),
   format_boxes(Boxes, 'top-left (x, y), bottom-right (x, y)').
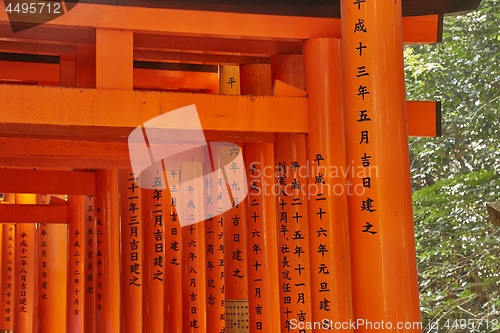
top-left (404, 0), bottom-right (500, 331)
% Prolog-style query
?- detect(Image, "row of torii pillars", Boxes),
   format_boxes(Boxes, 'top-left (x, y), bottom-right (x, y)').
top-left (0, 0), bottom-right (422, 332)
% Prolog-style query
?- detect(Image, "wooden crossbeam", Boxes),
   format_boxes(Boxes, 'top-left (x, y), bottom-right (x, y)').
top-left (404, 15), bottom-right (443, 44)
top-left (0, 23), bottom-right (95, 44)
top-left (0, 123), bottom-right (276, 144)
top-left (0, 156), bottom-right (131, 169)
top-left (134, 50), bottom-right (268, 65)
top-left (0, 168), bottom-right (95, 195)
top-left (1, 5), bottom-right (341, 40)
top-left (134, 69), bottom-right (218, 92)
top-left (134, 34), bottom-right (303, 57)
top-left (0, 138), bottom-right (127, 160)
top-left (0, 85), bottom-right (441, 136)
top-left (0, 101), bottom-right (439, 170)
top-left (0, 137), bottom-right (133, 169)
top-left (1, 6), bottom-right (439, 43)
top-left (407, 101), bottom-right (441, 137)
top-left (0, 40), bottom-right (75, 56)
top-left (0, 204), bottom-right (68, 223)
top-left (0, 61), bottom-right (59, 84)
top-left (0, 18), bottom-right (439, 67)
top-left (0, 85), bottom-right (309, 133)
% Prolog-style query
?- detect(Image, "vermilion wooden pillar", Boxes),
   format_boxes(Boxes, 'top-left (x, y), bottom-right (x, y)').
top-left (95, 170), bottom-right (121, 333)
top-left (60, 54), bottom-right (77, 87)
top-left (84, 196), bottom-right (96, 333)
top-left (181, 162), bottom-right (206, 333)
top-left (94, 28), bottom-right (132, 332)
top-left (219, 66), bottom-right (249, 333)
top-left (119, 170), bottom-right (143, 333)
top-left (76, 40), bottom-right (96, 333)
top-left (0, 224), bottom-right (14, 330)
top-left (96, 29), bottom-right (133, 90)
top-left (303, 38), bottom-right (354, 328)
top-left (13, 194), bottom-right (37, 333)
top-left (141, 170), bottom-right (165, 333)
top-left (165, 170), bottom-right (183, 333)
top-left (240, 63), bottom-right (281, 333)
top-left (38, 195), bottom-right (68, 333)
top-left (341, 0), bottom-right (421, 330)
top-left (271, 55), bottom-right (313, 332)
top-left (61, 50), bottom-right (81, 332)
top-left (67, 195), bottom-right (86, 333)
top-left (76, 44), bottom-right (96, 88)
top-left (204, 163), bottom-right (225, 333)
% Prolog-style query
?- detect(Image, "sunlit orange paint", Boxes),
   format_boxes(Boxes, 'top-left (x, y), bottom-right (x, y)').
top-left (203, 161), bottom-right (225, 333)
top-left (219, 66), bottom-right (250, 332)
top-left (96, 28), bottom-right (133, 90)
top-left (141, 170), bottom-right (165, 333)
top-left (118, 170), bottom-right (143, 333)
top-left (181, 162), bottom-right (206, 333)
top-left (240, 63), bottom-right (280, 333)
top-left (271, 56), bottom-right (313, 333)
top-left (303, 38), bottom-right (354, 328)
top-left (341, 0), bottom-right (421, 330)
top-left (164, 170), bottom-right (183, 333)
top-left (0, 85), bottom-right (308, 134)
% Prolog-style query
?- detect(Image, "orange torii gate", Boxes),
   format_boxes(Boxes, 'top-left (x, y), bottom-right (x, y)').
top-left (0, 0), bottom-right (480, 332)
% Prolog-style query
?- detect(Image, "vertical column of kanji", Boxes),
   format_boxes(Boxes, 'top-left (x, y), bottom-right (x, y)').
top-left (219, 66), bottom-right (249, 333)
top-left (118, 170), bottom-right (142, 333)
top-left (38, 194), bottom-right (68, 333)
top-left (0, 224), bottom-right (15, 330)
top-left (271, 55), bottom-right (313, 333)
top-left (165, 169), bottom-right (183, 333)
top-left (302, 39), bottom-right (354, 330)
top-left (95, 184), bottom-right (104, 331)
top-left (341, 0), bottom-right (421, 330)
top-left (204, 158), bottom-right (225, 333)
top-left (95, 28), bottom-right (132, 333)
top-left (37, 196), bottom-right (49, 327)
top-left (221, 144), bottom-right (249, 333)
top-left (141, 169), bottom-right (165, 333)
top-left (181, 162), bottom-right (207, 332)
top-left (67, 195), bottom-right (86, 332)
top-left (240, 63), bottom-right (281, 333)
top-left (84, 196), bottom-right (96, 333)
top-left (95, 170), bottom-right (121, 333)
top-left (13, 194), bottom-right (37, 333)
top-left (61, 54), bottom-right (81, 332)
top-left (75, 43), bottom-right (96, 333)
